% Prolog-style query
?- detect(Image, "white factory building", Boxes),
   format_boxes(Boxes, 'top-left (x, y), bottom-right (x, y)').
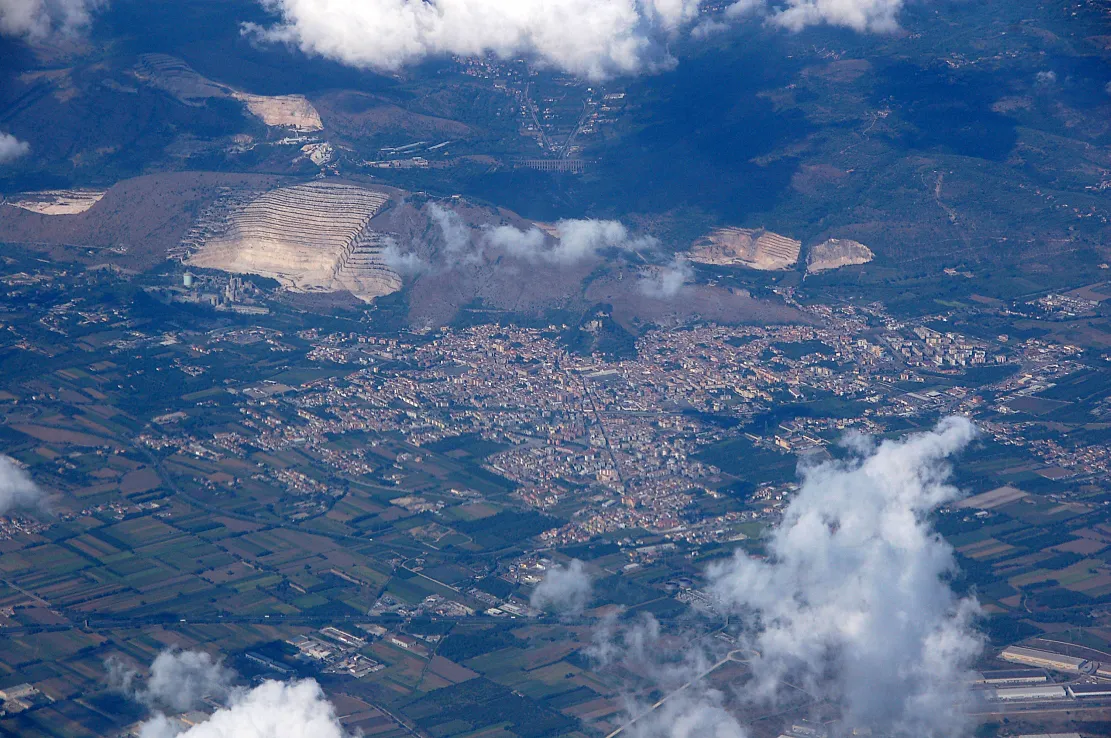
top-left (973, 669), bottom-right (1048, 685)
top-left (1067, 684), bottom-right (1111, 699)
top-left (999, 646), bottom-right (1089, 674)
top-left (991, 685), bottom-right (1068, 701)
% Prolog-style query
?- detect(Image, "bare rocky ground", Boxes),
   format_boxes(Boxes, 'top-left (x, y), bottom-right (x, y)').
top-left (806, 238), bottom-right (874, 273)
top-left (0, 171), bottom-right (809, 329)
top-left (585, 275), bottom-right (808, 330)
top-left (689, 227), bottom-right (802, 271)
top-left (0, 172), bottom-right (284, 270)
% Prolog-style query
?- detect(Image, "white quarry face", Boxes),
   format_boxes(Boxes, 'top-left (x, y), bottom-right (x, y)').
top-left (5, 189), bottom-right (107, 215)
top-left (134, 54), bottom-right (324, 132)
top-left (689, 227), bottom-right (802, 271)
top-left (233, 93), bottom-right (324, 132)
top-left (806, 238), bottom-right (874, 274)
top-left (188, 181), bottom-right (402, 301)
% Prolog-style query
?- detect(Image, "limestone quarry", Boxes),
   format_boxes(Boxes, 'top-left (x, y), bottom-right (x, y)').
top-left (233, 93), bottom-right (323, 132)
top-left (133, 55), bottom-right (323, 132)
top-left (689, 227), bottom-right (801, 271)
top-left (4, 189), bottom-right (106, 215)
top-left (186, 181), bottom-right (401, 301)
top-left (133, 54), bottom-right (233, 106)
top-left (806, 238), bottom-right (874, 273)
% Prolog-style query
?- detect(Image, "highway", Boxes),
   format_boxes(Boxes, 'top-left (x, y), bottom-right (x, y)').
top-left (604, 649), bottom-right (756, 738)
top-left (972, 698), bottom-right (1111, 717)
top-left (0, 608), bottom-right (597, 635)
top-left (559, 97), bottom-right (593, 158)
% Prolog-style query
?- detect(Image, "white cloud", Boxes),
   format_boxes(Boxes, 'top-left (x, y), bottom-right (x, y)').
top-left (690, 18), bottom-right (730, 39)
top-left (108, 648), bottom-right (235, 713)
top-left (629, 691), bottom-right (748, 738)
top-left (0, 455), bottom-right (45, 515)
top-left (484, 223), bottom-right (546, 261)
top-left (723, 0), bottom-right (763, 19)
top-left (1035, 70), bottom-right (1057, 86)
top-left (417, 203), bottom-right (657, 269)
top-left (137, 679), bottom-right (350, 738)
top-left (0, 0), bottom-right (100, 40)
top-left (485, 218), bottom-right (656, 265)
top-left (728, 0), bottom-right (906, 33)
top-left (247, 0), bottom-right (702, 80)
top-left (381, 237), bottom-right (430, 277)
top-left (429, 202), bottom-right (472, 256)
top-left (427, 202), bottom-right (488, 267)
top-left (0, 132), bottom-right (30, 164)
top-left (588, 614), bottom-right (749, 738)
top-left (246, 0), bottom-right (916, 79)
top-left (145, 649), bottom-right (235, 712)
top-left (531, 559), bottom-right (594, 615)
top-left (556, 219), bottom-right (657, 261)
top-left (708, 416), bottom-right (982, 736)
top-left (113, 649), bottom-right (351, 738)
top-left (638, 255), bottom-right (693, 298)
top-left (399, 205), bottom-right (657, 273)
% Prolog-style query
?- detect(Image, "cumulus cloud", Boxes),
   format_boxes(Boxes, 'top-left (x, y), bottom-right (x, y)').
top-left (0, 132), bottom-right (30, 164)
top-left (638, 255), bottom-right (693, 298)
top-left (138, 679), bottom-right (350, 738)
top-left (113, 649), bottom-right (351, 738)
top-left (485, 218), bottom-right (656, 265)
top-left (556, 219), bottom-right (657, 262)
top-left (414, 203), bottom-right (657, 271)
top-left (145, 649), bottom-right (235, 712)
top-left (381, 237), bottom-right (430, 277)
top-left (0, 0), bottom-right (100, 40)
top-left (708, 416), bottom-right (982, 736)
top-left (105, 656), bottom-right (139, 695)
top-left (629, 690), bottom-right (747, 738)
top-left (690, 18), bottom-right (730, 39)
top-left (588, 614), bottom-right (749, 738)
top-left (244, 0), bottom-right (914, 78)
top-left (429, 203), bottom-right (472, 256)
top-left (108, 648), bottom-right (235, 713)
top-left (247, 0), bottom-right (701, 80)
top-left (531, 559), bottom-right (594, 615)
top-left (728, 0), bottom-right (906, 32)
top-left (484, 223), bottom-right (545, 261)
top-left (0, 455), bottom-right (46, 515)
top-left (1036, 70), bottom-right (1057, 86)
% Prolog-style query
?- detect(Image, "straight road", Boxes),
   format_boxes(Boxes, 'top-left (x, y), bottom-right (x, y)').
top-left (604, 649), bottom-right (756, 738)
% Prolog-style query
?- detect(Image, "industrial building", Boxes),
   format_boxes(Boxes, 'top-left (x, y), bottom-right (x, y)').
top-left (999, 646), bottom-right (1089, 673)
top-left (992, 685), bottom-right (1068, 701)
top-left (1067, 684), bottom-right (1111, 699)
top-left (0, 684), bottom-right (42, 716)
top-left (974, 669), bottom-right (1048, 685)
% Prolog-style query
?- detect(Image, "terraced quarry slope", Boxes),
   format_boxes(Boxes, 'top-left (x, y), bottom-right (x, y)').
top-left (133, 54), bottom-right (232, 105)
top-left (133, 55), bottom-right (322, 131)
top-left (187, 182), bottom-right (401, 301)
top-left (689, 227), bottom-right (801, 271)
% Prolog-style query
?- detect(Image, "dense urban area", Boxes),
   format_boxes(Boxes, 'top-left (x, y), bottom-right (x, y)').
top-left (2, 0), bottom-right (1111, 736)
top-left (2, 251), bottom-right (1111, 737)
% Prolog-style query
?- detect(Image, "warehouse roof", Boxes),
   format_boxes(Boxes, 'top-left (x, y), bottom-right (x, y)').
top-left (1001, 646), bottom-right (1087, 669)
